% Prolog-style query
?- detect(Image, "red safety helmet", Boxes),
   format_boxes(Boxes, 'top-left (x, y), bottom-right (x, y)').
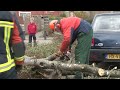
top-left (49, 20), bottom-right (60, 31)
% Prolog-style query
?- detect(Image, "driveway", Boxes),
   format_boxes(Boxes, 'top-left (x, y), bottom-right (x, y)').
top-left (24, 31), bottom-right (53, 45)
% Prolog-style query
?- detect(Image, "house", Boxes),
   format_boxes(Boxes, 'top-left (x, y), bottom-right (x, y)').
top-left (15, 11), bottom-right (63, 24)
top-left (15, 11), bottom-right (63, 32)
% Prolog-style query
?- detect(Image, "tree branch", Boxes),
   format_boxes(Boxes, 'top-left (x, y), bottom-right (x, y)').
top-left (24, 56), bottom-right (120, 77)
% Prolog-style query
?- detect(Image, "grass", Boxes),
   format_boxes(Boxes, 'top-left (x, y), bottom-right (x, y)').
top-left (25, 34), bottom-right (62, 59)
top-left (25, 43), bottom-right (58, 58)
top-left (19, 34), bottom-right (63, 79)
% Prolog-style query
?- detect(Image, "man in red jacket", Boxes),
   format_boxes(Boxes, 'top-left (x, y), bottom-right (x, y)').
top-left (27, 17), bottom-right (37, 47)
top-left (49, 17), bottom-right (93, 79)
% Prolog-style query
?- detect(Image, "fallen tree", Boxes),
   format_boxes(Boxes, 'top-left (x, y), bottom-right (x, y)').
top-left (24, 56), bottom-right (120, 77)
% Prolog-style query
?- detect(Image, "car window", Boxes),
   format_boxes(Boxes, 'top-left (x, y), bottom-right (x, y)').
top-left (93, 15), bottom-right (120, 32)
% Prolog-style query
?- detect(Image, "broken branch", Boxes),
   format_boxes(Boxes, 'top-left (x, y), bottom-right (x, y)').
top-left (24, 56), bottom-right (120, 77)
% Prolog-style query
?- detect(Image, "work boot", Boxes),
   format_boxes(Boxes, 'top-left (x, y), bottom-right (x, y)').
top-left (33, 40), bottom-right (37, 47)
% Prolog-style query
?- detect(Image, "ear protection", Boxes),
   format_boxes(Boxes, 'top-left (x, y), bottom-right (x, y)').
top-left (49, 20), bottom-right (60, 31)
top-left (56, 24), bottom-right (60, 28)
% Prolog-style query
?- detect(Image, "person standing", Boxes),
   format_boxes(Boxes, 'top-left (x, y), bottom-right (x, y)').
top-left (27, 17), bottom-right (37, 47)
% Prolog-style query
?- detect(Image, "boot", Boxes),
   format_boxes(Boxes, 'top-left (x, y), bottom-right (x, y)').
top-left (33, 40), bottom-right (37, 47)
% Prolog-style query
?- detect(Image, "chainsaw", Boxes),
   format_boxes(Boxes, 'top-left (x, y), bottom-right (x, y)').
top-left (46, 51), bottom-right (71, 61)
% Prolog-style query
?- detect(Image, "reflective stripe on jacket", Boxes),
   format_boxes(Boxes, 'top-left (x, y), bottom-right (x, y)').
top-left (0, 20), bottom-right (15, 72)
top-left (0, 11), bottom-right (25, 73)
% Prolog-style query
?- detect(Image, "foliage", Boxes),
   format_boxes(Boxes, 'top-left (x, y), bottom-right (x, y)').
top-left (59, 13), bottom-right (66, 17)
top-left (74, 11), bottom-right (93, 24)
top-left (49, 16), bottom-right (59, 20)
top-left (74, 11), bottom-right (89, 20)
top-left (86, 18), bottom-right (93, 24)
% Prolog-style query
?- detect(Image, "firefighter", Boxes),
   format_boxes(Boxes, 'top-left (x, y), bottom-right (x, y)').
top-left (0, 11), bottom-right (25, 79)
top-left (49, 17), bottom-right (93, 79)
top-left (27, 17), bottom-right (37, 47)
top-left (10, 11), bottom-right (25, 40)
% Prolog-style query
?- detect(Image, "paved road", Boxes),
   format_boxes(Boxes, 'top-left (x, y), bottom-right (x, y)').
top-left (24, 31), bottom-right (53, 45)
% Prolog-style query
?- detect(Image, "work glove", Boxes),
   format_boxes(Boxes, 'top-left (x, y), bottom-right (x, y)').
top-left (46, 50), bottom-right (63, 61)
top-left (59, 51), bottom-right (71, 61)
top-left (55, 50), bottom-right (63, 57)
top-left (66, 51), bottom-right (71, 57)
top-left (15, 60), bottom-right (24, 72)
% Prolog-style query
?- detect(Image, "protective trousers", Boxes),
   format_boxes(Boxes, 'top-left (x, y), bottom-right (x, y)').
top-left (74, 29), bottom-right (93, 79)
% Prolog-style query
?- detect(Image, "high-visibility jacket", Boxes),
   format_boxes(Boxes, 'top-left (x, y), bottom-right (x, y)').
top-left (0, 11), bottom-right (25, 73)
top-left (59, 17), bottom-right (92, 52)
top-left (10, 11), bottom-right (25, 40)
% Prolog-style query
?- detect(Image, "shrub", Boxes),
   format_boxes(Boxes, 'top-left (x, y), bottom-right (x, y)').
top-left (49, 16), bottom-right (56, 20)
top-left (59, 13), bottom-right (66, 17)
top-left (86, 18), bottom-right (93, 24)
top-left (74, 11), bottom-right (93, 24)
top-left (74, 11), bottom-right (89, 20)
top-left (49, 15), bottom-right (62, 20)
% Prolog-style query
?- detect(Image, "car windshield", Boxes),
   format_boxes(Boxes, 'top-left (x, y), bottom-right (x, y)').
top-left (92, 14), bottom-right (120, 32)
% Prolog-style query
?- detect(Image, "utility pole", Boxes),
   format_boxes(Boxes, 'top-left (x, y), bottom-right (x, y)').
top-left (43, 15), bottom-right (49, 40)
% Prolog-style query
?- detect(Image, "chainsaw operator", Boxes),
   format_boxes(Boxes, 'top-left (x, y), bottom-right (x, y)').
top-left (49, 17), bottom-right (93, 79)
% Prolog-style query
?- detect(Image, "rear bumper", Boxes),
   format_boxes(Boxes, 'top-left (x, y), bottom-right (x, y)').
top-left (89, 49), bottom-right (120, 62)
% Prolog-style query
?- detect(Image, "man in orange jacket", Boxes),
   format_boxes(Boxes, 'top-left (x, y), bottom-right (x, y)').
top-left (49, 17), bottom-right (93, 79)
top-left (0, 11), bottom-right (25, 79)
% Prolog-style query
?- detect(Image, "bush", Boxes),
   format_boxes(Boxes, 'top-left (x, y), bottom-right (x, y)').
top-left (74, 11), bottom-right (89, 20)
top-left (49, 15), bottom-right (63, 20)
top-left (49, 16), bottom-right (56, 20)
top-left (74, 11), bottom-right (93, 24)
top-left (59, 13), bottom-right (66, 17)
top-left (86, 18), bottom-right (93, 24)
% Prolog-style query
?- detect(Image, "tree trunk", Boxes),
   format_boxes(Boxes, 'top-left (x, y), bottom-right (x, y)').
top-left (24, 56), bottom-right (120, 77)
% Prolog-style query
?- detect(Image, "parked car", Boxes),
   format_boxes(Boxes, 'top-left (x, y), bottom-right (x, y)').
top-left (89, 13), bottom-right (120, 69)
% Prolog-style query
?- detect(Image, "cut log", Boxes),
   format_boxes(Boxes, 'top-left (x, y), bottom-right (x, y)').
top-left (24, 56), bottom-right (120, 77)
